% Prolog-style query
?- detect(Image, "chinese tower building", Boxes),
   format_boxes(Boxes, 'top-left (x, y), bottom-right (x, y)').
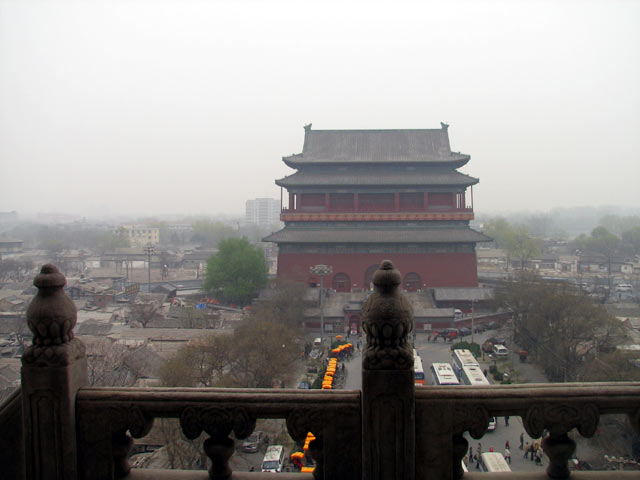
top-left (264, 123), bottom-right (490, 292)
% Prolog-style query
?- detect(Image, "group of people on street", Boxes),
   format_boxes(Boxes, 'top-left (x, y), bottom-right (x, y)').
top-left (521, 431), bottom-right (545, 466)
top-left (466, 427), bottom-right (544, 471)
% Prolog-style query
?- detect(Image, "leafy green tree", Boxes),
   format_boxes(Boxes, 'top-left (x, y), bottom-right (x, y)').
top-left (483, 218), bottom-right (542, 270)
top-left (506, 225), bottom-right (542, 270)
top-left (204, 237), bottom-right (268, 305)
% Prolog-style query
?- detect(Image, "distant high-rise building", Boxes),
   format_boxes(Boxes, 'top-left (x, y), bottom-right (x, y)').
top-left (121, 224), bottom-right (160, 247)
top-left (245, 198), bottom-right (281, 226)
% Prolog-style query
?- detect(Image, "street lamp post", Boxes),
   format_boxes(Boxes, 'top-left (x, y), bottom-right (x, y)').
top-left (145, 244), bottom-right (154, 293)
top-left (310, 264), bottom-right (333, 343)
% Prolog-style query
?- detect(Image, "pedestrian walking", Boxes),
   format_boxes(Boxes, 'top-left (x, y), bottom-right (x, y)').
top-left (519, 432), bottom-right (524, 450)
top-left (504, 447), bottom-right (511, 464)
top-left (530, 443), bottom-right (536, 462)
top-left (524, 442), bottom-right (530, 459)
top-left (476, 443), bottom-right (482, 465)
top-left (535, 448), bottom-right (543, 466)
top-left (505, 415), bottom-right (510, 426)
top-left (468, 446), bottom-right (473, 464)
top-left (505, 440), bottom-right (510, 450)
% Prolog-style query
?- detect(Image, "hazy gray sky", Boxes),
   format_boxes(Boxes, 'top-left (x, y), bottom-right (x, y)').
top-left (1, 0), bottom-right (639, 218)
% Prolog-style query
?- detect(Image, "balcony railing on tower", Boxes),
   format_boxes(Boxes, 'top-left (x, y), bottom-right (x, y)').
top-left (1, 262), bottom-right (639, 479)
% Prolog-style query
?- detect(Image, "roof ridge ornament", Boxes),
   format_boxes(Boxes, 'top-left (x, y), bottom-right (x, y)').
top-left (304, 123), bottom-right (312, 131)
top-left (440, 122), bottom-right (449, 131)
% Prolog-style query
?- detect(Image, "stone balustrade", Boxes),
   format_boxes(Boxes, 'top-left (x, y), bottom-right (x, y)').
top-left (2, 262), bottom-right (640, 480)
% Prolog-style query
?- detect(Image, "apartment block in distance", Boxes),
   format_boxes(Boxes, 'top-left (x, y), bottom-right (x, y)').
top-left (245, 198), bottom-right (281, 227)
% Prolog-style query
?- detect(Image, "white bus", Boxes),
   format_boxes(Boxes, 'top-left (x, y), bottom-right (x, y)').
top-left (480, 452), bottom-right (511, 472)
top-left (414, 355), bottom-right (426, 387)
top-left (460, 365), bottom-right (490, 386)
top-left (261, 445), bottom-right (285, 472)
top-left (451, 348), bottom-right (479, 377)
top-left (430, 362), bottom-right (460, 386)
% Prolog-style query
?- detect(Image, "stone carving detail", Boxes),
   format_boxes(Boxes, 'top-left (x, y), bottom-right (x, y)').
top-left (524, 403), bottom-right (600, 480)
top-left (180, 406), bottom-right (255, 441)
top-left (361, 260), bottom-right (414, 370)
top-left (78, 405), bottom-right (154, 479)
top-left (286, 407), bottom-right (323, 442)
top-left (523, 402), bottom-right (599, 438)
top-left (180, 406), bottom-right (254, 480)
top-left (452, 404), bottom-right (490, 439)
top-left (23, 264), bottom-right (86, 366)
top-left (106, 405), bottom-right (155, 439)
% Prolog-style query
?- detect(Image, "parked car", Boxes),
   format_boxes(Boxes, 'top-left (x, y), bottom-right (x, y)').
top-left (242, 431), bottom-right (267, 453)
top-left (492, 344), bottom-right (509, 357)
top-left (459, 327), bottom-right (472, 337)
top-left (487, 417), bottom-right (497, 431)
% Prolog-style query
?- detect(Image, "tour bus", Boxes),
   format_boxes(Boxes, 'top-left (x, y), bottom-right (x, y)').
top-left (414, 355), bottom-right (426, 387)
top-left (451, 348), bottom-right (480, 377)
top-left (460, 364), bottom-right (491, 386)
top-left (480, 452), bottom-right (511, 472)
top-left (430, 362), bottom-right (460, 386)
top-left (261, 445), bottom-right (285, 473)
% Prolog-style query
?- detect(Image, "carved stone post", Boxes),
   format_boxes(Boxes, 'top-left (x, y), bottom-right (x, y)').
top-left (524, 402), bottom-right (599, 480)
top-left (361, 260), bottom-right (414, 480)
top-left (180, 406), bottom-right (255, 480)
top-left (21, 264), bottom-right (88, 480)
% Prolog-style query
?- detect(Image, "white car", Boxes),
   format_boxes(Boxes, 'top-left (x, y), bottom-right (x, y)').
top-left (487, 417), bottom-right (497, 431)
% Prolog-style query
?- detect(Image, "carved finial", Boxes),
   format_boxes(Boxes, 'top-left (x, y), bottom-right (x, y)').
top-left (24, 264), bottom-right (84, 366)
top-left (304, 123), bottom-right (312, 131)
top-left (440, 122), bottom-right (449, 131)
top-left (361, 260), bottom-right (414, 370)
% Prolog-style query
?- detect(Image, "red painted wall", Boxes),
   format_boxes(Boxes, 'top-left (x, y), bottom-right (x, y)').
top-left (277, 252), bottom-right (479, 289)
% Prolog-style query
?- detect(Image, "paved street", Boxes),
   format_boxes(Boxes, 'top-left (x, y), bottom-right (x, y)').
top-left (341, 330), bottom-right (550, 473)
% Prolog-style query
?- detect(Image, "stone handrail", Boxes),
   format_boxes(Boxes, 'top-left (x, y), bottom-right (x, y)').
top-left (75, 387), bottom-right (361, 480)
top-left (415, 382), bottom-right (640, 479)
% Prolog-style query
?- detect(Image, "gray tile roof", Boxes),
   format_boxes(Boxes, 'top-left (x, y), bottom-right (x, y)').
top-left (284, 127), bottom-right (469, 166)
top-left (432, 287), bottom-right (494, 301)
top-left (276, 168), bottom-right (478, 188)
top-left (264, 226), bottom-right (491, 244)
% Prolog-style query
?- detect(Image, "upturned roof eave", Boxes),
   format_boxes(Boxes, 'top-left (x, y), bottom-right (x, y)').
top-left (275, 172), bottom-right (479, 188)
top-left (282, 154), bottom-right (471, 169)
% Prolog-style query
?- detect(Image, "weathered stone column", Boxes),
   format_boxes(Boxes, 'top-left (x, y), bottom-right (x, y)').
top-left (362, 260), bottom-right (415, 480)
top-left (21, 264), bottom-right (87, 480)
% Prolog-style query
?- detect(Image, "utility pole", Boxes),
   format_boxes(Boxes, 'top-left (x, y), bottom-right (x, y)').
top-left (145, 244), bottom-right (154, 294)
top-left (471, 299), bottom-right (475, 346)
top-left (310, 264), bottom-right (333, 344)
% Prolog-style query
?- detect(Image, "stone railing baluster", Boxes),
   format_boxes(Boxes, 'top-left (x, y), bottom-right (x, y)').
top-left (361, 260), bottom-right (415, 480)
top-left (523, 402), bottom-right (599, 479)
top-left (22, 264), bottom-right (88, 480)
top-left (179, 406), bottom-right (255, 480)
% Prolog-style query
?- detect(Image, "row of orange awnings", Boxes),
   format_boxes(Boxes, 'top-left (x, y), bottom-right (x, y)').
top-left (290, 432), bottom-right (316, 473)
top-left (322, 358), bottom-right (339, 389)
top-left (330, 343), bottom-right (353, 356)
